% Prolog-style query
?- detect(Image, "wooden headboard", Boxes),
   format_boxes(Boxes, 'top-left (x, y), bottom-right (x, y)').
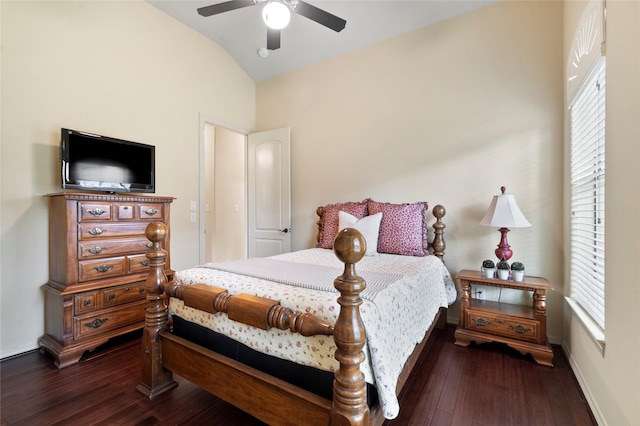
top-left (316, 204), bottom-right (446, 261)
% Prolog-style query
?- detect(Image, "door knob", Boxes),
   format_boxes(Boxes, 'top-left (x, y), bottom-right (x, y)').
top-left (281, 228), bottom-right (292, 233)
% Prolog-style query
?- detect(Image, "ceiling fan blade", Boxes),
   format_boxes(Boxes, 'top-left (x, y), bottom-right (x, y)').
top-left (267, 28), bottom-right (281, 50)
top-left (294, 1), bottom-right (346, 32)
top-left (197, 0), bottom-right (255, 17)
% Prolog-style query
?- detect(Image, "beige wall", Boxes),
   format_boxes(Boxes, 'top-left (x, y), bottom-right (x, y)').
top-left (563, 1), bottom-right (640, 425)
top-left (257, 0), bottom-right (565, 335)
top-left (0, 1), bottom-right (255, 357)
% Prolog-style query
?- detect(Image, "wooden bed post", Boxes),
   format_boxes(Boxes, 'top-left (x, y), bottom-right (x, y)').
top-left (431, 205), bottom-right (446, 261)
top-left (330, 228), bottom-right (371, 426)
top-left (136, 222), bottom-right (178, 398)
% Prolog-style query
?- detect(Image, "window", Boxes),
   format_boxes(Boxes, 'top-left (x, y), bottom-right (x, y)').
top-left (569, 57), bottom-right (606, 335)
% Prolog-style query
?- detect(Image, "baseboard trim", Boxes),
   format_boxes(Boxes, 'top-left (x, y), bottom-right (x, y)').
top-left (561, 341), bottom-right (606, 426)
top-left (0, 343), bottom-right (39, 361)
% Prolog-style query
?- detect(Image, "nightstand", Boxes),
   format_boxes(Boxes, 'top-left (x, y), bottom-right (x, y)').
top-left (454, 269), bottom-right (554, 366)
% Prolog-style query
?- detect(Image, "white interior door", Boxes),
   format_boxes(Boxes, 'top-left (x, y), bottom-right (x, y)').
top-left (247, 128), bottom-right (291, 258)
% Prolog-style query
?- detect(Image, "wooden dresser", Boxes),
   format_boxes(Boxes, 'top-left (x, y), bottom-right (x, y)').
top-left (39, 192), bottom-right (174, 368)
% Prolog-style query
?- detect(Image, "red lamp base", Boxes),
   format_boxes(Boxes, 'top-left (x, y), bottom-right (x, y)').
top-left (495, 227), bottom-right (513, 261)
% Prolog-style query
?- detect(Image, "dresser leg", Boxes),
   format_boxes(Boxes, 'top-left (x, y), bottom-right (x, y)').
top-left (38, 334), bottom-right (108, 369)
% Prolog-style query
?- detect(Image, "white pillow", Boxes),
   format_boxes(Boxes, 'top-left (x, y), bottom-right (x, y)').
top-left (338, 211), bottom-right (382, 256)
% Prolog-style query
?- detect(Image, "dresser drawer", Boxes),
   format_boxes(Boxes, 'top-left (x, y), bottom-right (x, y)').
top-left (137, 203), bottom-right (164, 220)
top-left (74, 300), bottom-right (147, 340)
top-left (116, 203), bottom-right (135, 220)
top-left (78, 222), bottom-right (147, 240)
top-left (78, 237), bottom-right (151, 260)
top-left (465, 309), bottom-right (540, 343)
top-left (79, 257), bottom-right (127, 282)
top-left (74, 291), bottom-right (100, 315)
top-left (128, 254), bottom-right (151, 274)
top-left (103, 282), bottom-right (146, 307)
top-left (78, 203), bottom-right (113, 222)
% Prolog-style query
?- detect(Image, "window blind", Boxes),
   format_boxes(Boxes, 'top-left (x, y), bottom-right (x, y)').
top-left (569, 57), bottom-right (606, 330)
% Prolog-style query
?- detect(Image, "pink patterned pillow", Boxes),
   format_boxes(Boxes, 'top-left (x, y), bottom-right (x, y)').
top-left (317, 200), bottom-right (369, 249)
top-left (367, 200), bottom-right (429, 256)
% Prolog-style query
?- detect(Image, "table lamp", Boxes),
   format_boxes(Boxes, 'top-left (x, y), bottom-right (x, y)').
top-left (479, 186), bottom-right (531, 261)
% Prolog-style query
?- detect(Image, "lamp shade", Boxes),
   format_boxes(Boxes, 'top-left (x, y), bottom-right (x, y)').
top-left (479, 187), bottom-right (531, 228)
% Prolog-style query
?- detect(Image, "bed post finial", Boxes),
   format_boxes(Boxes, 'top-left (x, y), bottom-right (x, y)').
top-left (136, 222), bottom-right (178, 398)
top-left (330, 228), bottom-right (371, 426)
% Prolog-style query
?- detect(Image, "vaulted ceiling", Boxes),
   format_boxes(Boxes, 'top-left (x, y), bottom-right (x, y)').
top-left (148, 1), bottom-right (499, 82)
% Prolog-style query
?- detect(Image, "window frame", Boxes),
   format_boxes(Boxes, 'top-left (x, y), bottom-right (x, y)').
top-left (567, 56), bottom-right (606, 351)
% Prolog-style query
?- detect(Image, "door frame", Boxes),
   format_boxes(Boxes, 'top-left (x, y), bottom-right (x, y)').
top-left (198, 114), bottom-right (250, 264)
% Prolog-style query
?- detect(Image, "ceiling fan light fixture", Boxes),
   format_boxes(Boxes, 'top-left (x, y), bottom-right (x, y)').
top-left (262, 1), bottom-right (291, 30)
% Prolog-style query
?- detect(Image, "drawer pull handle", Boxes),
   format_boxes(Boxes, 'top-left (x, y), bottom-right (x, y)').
top-left (510, 325), bottom-right (532, 334)
top-left (139, 260), bottom-right (150, 266)
top-left (87, 246), bottom-right (106, 255)
top-left (84, 318), bottom-right (108, 329)
top-left (139, 288), bottom-right (145, 294)
top-left (88, 228), bottom-right (104, 236)
top-left (472, 317), bottom-right (492, 327)
top-left (84, 299), bottom-right (91, 306)
top-left (144, 208), bottom-right (159, 216)
top-left (145, 242), bottom-right (153, 249)
top-left (87, 208), bottom-right (106, 216)
top-left (109, 294), bottom-right (116, 301)
top-left (93, 265), bottom-right (114, 273)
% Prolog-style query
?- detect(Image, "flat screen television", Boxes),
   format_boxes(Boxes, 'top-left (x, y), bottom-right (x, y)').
top-left (60, 128), bottom-right (155, 194)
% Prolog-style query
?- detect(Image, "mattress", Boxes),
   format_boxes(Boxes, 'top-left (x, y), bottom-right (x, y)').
top-left (170, 248), bottom-right (456, 419)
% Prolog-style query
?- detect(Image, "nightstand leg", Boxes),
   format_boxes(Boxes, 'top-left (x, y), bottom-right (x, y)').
top-left (455, 279), bottom-right (471, 346)
top-left (533, 289), bottom-right (547, 315)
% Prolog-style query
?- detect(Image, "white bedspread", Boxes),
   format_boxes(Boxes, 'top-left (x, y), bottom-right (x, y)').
top-left (170, 248), bottom-right (457, 419)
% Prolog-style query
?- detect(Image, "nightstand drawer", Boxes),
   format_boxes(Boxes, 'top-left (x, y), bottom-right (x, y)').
top-left (465, 309), bottom-right (540, 343)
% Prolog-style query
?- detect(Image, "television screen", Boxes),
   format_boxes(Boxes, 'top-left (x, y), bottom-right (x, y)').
top-left (61, 128), bottom-right (155, 193)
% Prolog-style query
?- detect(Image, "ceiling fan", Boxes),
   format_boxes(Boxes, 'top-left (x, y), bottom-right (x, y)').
top-left (197, 0), bottom-right (347, 51)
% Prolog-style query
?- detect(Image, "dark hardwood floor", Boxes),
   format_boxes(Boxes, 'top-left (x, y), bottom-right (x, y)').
top-left (1, 325), bottom-right (595, 426)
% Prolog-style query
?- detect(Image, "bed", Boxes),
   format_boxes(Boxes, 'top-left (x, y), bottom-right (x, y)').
top-left (136, 200), bottom-right (455, 425)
